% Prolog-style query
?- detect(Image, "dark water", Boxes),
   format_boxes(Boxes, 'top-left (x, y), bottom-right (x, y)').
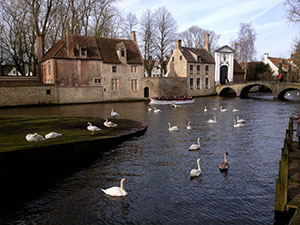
top-left (1, 94), bottom-right (300, 225)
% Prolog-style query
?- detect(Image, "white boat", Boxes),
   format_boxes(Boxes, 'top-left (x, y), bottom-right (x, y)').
top-left (149, 97), bottom-right (195, 105)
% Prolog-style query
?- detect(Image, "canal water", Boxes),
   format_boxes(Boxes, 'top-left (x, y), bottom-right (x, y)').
top-left (1, 93), bottom-right (300, 224)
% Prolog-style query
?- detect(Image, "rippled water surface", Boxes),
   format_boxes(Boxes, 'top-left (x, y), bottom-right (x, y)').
top-left (1, 94), bottom-right (300, 224)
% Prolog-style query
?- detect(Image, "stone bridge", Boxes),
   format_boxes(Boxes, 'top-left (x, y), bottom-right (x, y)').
top-left (216, 81), bottom-right (300, 99)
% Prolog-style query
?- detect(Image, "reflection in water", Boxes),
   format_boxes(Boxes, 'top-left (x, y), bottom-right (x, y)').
top-left (1, 96), bottom-right (300, 224)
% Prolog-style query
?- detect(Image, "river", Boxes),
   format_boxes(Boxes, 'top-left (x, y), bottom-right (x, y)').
top-left (1, 93), bottom-right (300, 224)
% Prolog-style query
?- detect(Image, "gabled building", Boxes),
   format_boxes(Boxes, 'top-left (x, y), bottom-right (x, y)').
top-left (0, 65), bottom-right (21, 76)
top-left (39, 31), bottom-right (144, 103)
top-left (263, 53), bottom-right (291, 76)
top-left (166, 35), bottom-right (215, 96)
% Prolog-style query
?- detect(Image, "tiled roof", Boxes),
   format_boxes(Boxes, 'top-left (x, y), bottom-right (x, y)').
top-left (268, 57), bottom-right (289, 69)
top-left (181, 47), bottom-right (215, 64)
top-left (233, 60), bottom-right (244, 74)
top-left (42, 35), bottom-right (143, 64)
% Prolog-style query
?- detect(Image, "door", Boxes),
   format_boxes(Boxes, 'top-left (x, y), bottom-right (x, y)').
top-left (144, 87), bottom-right (149, 98)
top-left (220, 65), bottom-right (228, 85)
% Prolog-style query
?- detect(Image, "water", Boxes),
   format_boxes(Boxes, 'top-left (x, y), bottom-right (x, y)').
top-left (1, 95), bottom-right (300, 224)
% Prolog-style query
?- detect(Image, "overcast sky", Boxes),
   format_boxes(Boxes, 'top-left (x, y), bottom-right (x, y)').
top-left (117, 0), bottom-right (299, 60)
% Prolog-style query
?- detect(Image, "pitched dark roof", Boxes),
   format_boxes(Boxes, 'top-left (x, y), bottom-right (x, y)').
top-left (268, 57), bottom-right (289, 70)
top-left (233, 60), bottom-right (244, 74)
top-left (0, 65), bottom-right (15, 75)
top-left (42, 35), bottom-right (143, 64)
top-left (181, 47), bottom-right (215, 64)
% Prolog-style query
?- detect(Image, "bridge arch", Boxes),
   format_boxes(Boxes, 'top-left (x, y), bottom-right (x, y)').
top-left (219, 87), bottom-right (237, 97)
top-left (277, 88), bottom-right (300, 99)
top-left (240, 83), bottom-right (273, 98)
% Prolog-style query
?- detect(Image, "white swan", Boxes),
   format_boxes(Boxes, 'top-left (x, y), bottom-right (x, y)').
top-left (45, 132), bottom-right (62, 139)
top-left (204, 106), bottom-right (208, 112)
top-left (148, 106), bottom-right (152, 112)
top-left (287, 92), bottom-right (291, 96)
top-left (297, 92), bottom-right (299, 96)
top-left (172, 103), bottom-right (180, 108)
top-left (186, 121), bottom-right (192, 130)
top-left (212, 107), bottom-right (217, 111)
top-left (220, 106), bottom-right (228, 112)
top-left (154, 107), bottom-right (161, 113)
top-left (104, 118), bottom-right (118, 128)
top-left (236, 116), bottom-right (246, 123)
top-left (189, 137), bottom-right (200, 151)
top-left (26, 133), bottom-right (45, 142)
top-left (190, 158), bottom-right (201, 177)
top-left (219, 152), bottom-right (229, 172)
top-left (234, 120), bottom-right (244, 128)
top-left (111, 108), bottom-right (119, 117)
top-left (87, 122), bottom-right (101, 134)
top-left (168, 122), bottom-right (179, 131)
top-left (232, 108), bottom-right (239, 112)
top-left (207, 116), bottom-right (217, 124)
top-left (101, 178), bottom-right (128, 197)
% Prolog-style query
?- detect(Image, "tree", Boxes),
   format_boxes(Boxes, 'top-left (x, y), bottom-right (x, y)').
top-left (234, 22), bottom-right (256, 63)
top-left (285, 0), bottom-right (300, 23)
top-left (178, 26), bottom-right (220, 53)
top-left (153, 7), bottom-right (178, 77)
top-left (121, 13), bottom-right (138, 39)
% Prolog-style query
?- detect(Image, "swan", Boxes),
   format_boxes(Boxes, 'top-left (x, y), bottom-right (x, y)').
top-left (212, 107), bottom-right (217, 111)
top-left (148, 106), bottom-right (152, 112)
top-left (154, 107), bottom-right (161, 113)
top-left (26, 133), bottom-right (45, 142)
top-left (190, 158), bottom-right (201, 177)
top-left (189, 137), bottom-right (200, 151)
top-left (104, 118), bottom-right (118, 128)
top-left (219, 152), bottom-right (230, 172)
top-left (172, 103), bottom-right (180, 108)
top-left (45, 132), bottom-right (62, 139)
top-left (204, 106), bottom-right (208, 112)
top-left (111, 108), bottom-right (119, 117)
top-left (297, 92), bottom-right (299, 96)
top-left (232, 108), bottom-right (239, 112)
top-left (220, 106), bottom-right (228, 112)
top-left (287, 92), bottom-right (291, 96)
top-left (186, 121), bottom-right (192, 130)
top-left (101, 178), bottom-right (128, 197)
top-left (236, 116), bottom-right (246, 123)
top-left (87, 122), bottom-right (101, 134)
top-left (168, 122), bottom-right (179, 131)
top-left (234, 120), bottom-right (244, 128)
top-left (207, 116), bottom-right (217, 124)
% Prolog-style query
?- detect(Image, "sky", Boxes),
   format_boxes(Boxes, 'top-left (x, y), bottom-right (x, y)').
top-left (116, 0), bottom-right (299, 60)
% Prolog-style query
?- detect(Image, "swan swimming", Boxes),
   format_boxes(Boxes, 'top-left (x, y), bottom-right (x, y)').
top-left (45, 132), bottom-right (62, 139)
top-left (204, 106), bottom-right (208, 112)
top-left (219, 152), bottom-right (230, 172)
top-left (189, 137), bottom-right (200, 151)
top-left (104, 118), bottom-right (118, 128)
top-left (236, 116), bottom-right (246, 123)
top-left (190, 158), bottom-right (201, 177)
top-left (87, 122), bottom-right (101, 134)
top-left (234, 120), bottom-right (244, 128)
top-left (207, 116), bottom-right (217, 124)
top-left (186, 121), bottom-right (192, 130)
top-left (26, 133), bottom-right (45, 142)
top-left (148, 107), bottom-right (152, 112)
top-left (111, 108), bottom-right (119, 117)
top-left (232, 108), bottom-right (239, 112)
top-left (220, 106), bottom-right (228, 112)
top-left (168, 122), bottom-right (179, 131)
top-left (154, 107), bottom-right (161, 113)
top-left (101, 178), bottom-right (128, 197)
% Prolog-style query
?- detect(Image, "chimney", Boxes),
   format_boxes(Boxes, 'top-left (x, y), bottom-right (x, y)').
top-left (131, 31), bottom-right (136, 42)
top-left (66, 29), bottom-right (74, 57)
top-left (204, 33), bottom-right (210, 52)
top-left (263, 53), bottom-right (269, 64)
top-left (36, 35), bottom-right (43, 81)
top-left (176, 40), bottom-right (182, 49)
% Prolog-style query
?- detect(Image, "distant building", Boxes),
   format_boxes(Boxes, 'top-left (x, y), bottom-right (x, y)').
top-left (144, 60), bottom-right (165, 77)
top-left (0, 65), bottom-right (21, 76)
top-left (263, 53), bottom-right (292, 77)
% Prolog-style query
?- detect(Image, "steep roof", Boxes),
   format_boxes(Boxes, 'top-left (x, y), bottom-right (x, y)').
top-left (215, 45), bottom-right (234, 53)
top-left (268, 57), bottom-right (289, 70)
top-left (233, 60), bottom-right (244, 74)
top-left (0, 65), bottom-right (15, 75)
top-left (42, 35), bottom-right (143, 64)
top-left (180, 47), bottom-right (215, 64)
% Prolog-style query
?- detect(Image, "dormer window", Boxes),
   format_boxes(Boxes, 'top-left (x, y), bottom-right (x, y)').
top-left (121, 49), bottom-right (125, 57)
top-left (81, 47), bottom-right (87, 57)
top-left (197, 56), bottom-right (201, 62)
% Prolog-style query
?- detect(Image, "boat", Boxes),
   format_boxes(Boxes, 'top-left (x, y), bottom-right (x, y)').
top-left (149, 97), bottom-right (195, 105)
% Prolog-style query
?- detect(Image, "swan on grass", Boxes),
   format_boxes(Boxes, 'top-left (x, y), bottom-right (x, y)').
top-left (187, 121), bottom-right (192, 130)
top-left (204, 106), bottom-right (208, 112)
top-left (154, 107), bottom-right (161, 113)
top-left (189, 137), bottom-right (200, 151)
top-left (104, 118), bottom-right (117, 128)
top-left (207, 116), bottom-right (217, 124)
top-left (168, 122), bottom-right (179, 131)
top-left (26, 133), bottom-right (45, 142)
top-left (236, 116), bottom-right (246, 123)
top-left (111, 108), bottom-right (119, 117)
top-left (101, 178), bottom-right (128, 197)
top-left (219, 152), bottom-right (230, 172)
top-left (234, 120), bottom-right (244, 128)
top-left (87, 122), bottom-right (101, 134)
top-left (220, 106), bottom-right (228, 112)
top-left (190, 158), bottom-right (201, 177)
top-left (45, 132), bottom-right (62, 139)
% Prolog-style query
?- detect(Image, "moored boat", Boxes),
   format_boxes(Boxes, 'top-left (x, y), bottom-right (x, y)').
top-left (149, 96), bottom-right (195, 105)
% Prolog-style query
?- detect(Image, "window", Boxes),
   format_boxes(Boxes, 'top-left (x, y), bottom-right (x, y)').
top-left (189, 65), bottom-right (193, 75)
top-left (111, 78), bottom-right (119, 91)
top-left (180, 55), bottom-right (182, 60)
top-left (131, 66), bottom-right (137, 73)
top-left (197, 78), bottom-right (200, 89)
top-left (205, 65), bottom-right (209, 75)
top-left (197, 56), bottom-right (201, 62)
top-left (93, 78), bottom-right (101, 84)
top-left (205, 77), bottom-right (209, 89)
top-left (46, 89), bottom-right (51, 95)
top-left (189, 78), bottom-right (194, 90)
top-left (81, 48), bottom-right (86, 56)
top-left (172, 57), bottom-right (174, 62)
top-left (197, 65), bottom-right (200, 75)
top-left (131, 79), bottom-right (138, 91)
top-left (48, 62), bottom-right (51, 75)
top-left (121, 49), bottom-right (125, 57)
top-left (112, 66), bottom-right (117, 73)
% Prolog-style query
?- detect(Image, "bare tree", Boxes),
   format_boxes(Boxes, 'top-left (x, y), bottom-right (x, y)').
top-left (285, 0), bottom-right (300, 23)
top-left (178, 25), bottom-right (220, 53)
top-left (153, 7), bottom-right (178, 76)
top-left (234, 22), bottom-right (256, 63)
top-left (120, 12), bottom-right (138, 39)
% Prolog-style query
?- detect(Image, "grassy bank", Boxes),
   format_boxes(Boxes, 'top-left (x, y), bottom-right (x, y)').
top-left (0, 116), bottom-right (145, 152)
